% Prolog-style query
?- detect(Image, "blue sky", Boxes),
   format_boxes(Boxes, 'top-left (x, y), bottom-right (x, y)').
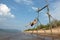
top-left (0, 0), bottom-right (60, 31)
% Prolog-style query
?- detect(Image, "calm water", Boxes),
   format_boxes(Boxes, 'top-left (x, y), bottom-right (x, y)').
top-left (0, 31), bottom-right (60, 40)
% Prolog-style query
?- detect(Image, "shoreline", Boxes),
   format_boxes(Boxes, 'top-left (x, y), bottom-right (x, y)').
top-left (25, 29), bottom-right (60, 38)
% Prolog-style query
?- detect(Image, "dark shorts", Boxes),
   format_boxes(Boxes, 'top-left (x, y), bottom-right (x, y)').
top-left (31, 23), bottom-right (34, 26)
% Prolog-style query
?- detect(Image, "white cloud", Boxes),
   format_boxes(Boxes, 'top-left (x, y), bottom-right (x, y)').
top-left (14, 0), bottom-right (33, 5)
top-left (32, 7), bottom-right (38, 11)
top-left (32, 7), bottom-right (43, 13)
top-left (23, 0), bottom-right (33, 5)
top-left (14, 0), bottom-right (21, 3)
top-left (0, 4), bottom-right (15, 18)
top-left (50, 1), bottom-right (60, 20)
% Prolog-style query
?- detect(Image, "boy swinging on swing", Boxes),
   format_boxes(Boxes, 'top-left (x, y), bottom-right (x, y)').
top-left (30, 19), bottom-right (37, 26)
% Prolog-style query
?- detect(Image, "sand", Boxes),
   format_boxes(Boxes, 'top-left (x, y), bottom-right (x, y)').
top-left (25, 27), bottom-right (60, 38)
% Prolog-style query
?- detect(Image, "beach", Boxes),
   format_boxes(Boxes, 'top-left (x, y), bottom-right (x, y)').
top-left (0, 31), bottom-right (60, 40)
top-left (0, 31), bottom-right (42, 40)
top-left (25, 27), bottom-right (60, 40)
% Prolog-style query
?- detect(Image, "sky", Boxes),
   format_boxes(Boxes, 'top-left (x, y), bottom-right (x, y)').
top-left (0, 0), bottom-right (60, 31)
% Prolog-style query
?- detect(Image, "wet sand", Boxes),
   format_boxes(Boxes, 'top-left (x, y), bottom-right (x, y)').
top-left (0, 32), bottom-right (60, 40)
top-left (0, 32), bottom-right (41, 40)
top-left (24, 28), bottom-right (60, 40)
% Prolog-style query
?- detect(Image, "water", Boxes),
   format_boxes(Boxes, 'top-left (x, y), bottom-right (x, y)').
top-left (0, 31), bottom-right (60, 40)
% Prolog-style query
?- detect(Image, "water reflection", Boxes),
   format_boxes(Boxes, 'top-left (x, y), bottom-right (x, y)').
top-left (0, 32), bottom-right (60, 40)
top-left (31, 34), bottom-right (60, 40)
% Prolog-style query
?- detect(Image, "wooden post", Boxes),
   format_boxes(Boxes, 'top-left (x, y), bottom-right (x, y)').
top-left (47, 5), bottom-right (52, 35)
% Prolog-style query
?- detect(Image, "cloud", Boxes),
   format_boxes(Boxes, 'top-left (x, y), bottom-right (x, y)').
top-left (32, 7), bottom-right (38, 11)
top-left (23, 0), bottom-right (33, 5)
top-left (14, 0), bottom-right (21, 3)
top-left (14, 0), bottom-right (33, 5)
top-left (0, 4), bottom-right (15, 18)
top-left (50, 1), bottom-right (60, 20)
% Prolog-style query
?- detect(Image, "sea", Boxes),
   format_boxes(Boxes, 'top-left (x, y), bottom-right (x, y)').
top-left (0, 29), bottom-right (60, 40)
